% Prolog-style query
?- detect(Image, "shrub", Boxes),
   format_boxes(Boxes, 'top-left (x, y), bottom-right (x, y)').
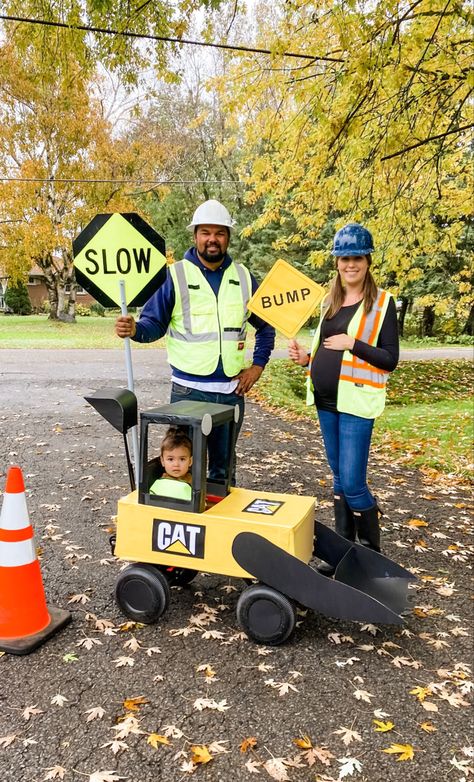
top-left (75, 303), bottom-right (91, 316)
top-left (90, 302), bottom-right (106, 317)
top-left (4, 281), bottom-right (32, 315)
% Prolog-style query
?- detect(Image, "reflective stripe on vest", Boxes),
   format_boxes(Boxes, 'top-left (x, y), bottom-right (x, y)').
top-left (340, 290), bottom-right (389, 389)
top-left (167, 260), bottom-right (251, 376)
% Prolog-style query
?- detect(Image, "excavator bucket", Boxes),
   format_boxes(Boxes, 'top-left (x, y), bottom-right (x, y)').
top-left (232, 528), bottom-right (416, 626)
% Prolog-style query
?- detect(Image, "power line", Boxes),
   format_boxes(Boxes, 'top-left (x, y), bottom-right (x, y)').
top-left (0, 177), bottom-right (242, 185)
top-left (0, 14), bottom-right (344, 63)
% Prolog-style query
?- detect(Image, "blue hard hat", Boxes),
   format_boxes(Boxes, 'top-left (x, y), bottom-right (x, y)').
top-left (332, 223), bottom-right (374, 256)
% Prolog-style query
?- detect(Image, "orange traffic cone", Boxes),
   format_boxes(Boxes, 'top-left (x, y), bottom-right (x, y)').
top-left (0, 466), bottom-right (71, 654)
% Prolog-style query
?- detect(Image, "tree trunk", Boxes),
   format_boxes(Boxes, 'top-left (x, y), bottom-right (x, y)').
top-left (397, 296), bottom-right (410, 338)
top-left (421, 305), bottom-right (435, 337)
top-left (462, 304), bottom-right (474, 336)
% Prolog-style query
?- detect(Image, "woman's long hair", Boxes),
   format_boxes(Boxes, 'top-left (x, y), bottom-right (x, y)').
top-left (324, 255), bottom-right (378, 319)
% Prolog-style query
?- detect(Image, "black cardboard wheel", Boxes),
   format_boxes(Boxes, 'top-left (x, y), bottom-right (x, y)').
top-left (236, 584), bottom-right (296, 645)
top-left (155, 565), bottom-right (198, 587)
top-left (115, 563), bottom-right (170, 623)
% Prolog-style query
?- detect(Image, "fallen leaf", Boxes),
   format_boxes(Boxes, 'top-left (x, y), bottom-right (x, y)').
top-left (293, 735), bottom-right (312, 749)
top-left (85, 706), bottom-right (105, 722)
top-left (333, 727), bottom-right (362, 746)
top-left (191, 745), bottom-right (213, 765)
top-left (43, 768), bottom-right (67, 780)
top-left (338, 756), bottom-right (362, 777)
top-left (419, 722), bottom-right (437, 733)
top-left (263, 757), bottom-right (290, 781)
top-left (123, 696), bottom-right (148, 712)
top-left (240, 737), bottom-right (258, 752)
top-left (147, 733), bottom-right (171, 748)
top-left (382, 743), bottom-right (415, 761)
top-left (373, 720), bottom-right (394, 733)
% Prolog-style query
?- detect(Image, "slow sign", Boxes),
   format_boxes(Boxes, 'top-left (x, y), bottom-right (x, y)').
top-left (73, 213), bottom-right (167, 308)
top-left (247, 259), bottom-right (326, 338)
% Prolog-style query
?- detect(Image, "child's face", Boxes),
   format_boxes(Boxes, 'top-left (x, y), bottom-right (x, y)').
top-left (161, 446), bottom-right (192, 478)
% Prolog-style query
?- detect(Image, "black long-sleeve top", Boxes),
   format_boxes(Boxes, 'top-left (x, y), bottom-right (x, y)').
top-left (311, 297), bottom-right (399, 412)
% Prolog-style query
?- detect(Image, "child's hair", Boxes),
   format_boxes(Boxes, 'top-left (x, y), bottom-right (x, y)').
top-left (160, 427), bottom-right (192, 456)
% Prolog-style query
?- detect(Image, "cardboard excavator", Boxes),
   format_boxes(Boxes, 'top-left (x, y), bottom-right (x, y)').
top-left (85, 389), bottom-right (416, 645)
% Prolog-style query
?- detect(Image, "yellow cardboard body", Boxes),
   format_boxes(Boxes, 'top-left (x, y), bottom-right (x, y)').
top-left (115, 487), bottom-right (315, 579)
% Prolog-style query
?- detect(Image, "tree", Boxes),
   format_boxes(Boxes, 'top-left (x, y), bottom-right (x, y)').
top-left (217, 0), bottom-right (472, 320)
top-left (0, 21), bottom-right (174, 319)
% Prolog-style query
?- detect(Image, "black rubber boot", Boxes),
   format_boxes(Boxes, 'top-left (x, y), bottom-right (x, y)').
top-left (334, 494), bottom-right (355, 540)
top-left (353, 504), bottom-right (381, 552)
top-left (317, 495), bottom-right (355, 576)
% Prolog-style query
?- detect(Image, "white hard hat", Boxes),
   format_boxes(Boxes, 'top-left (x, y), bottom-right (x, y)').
top-left (187, 199), bottom-right (236, 230)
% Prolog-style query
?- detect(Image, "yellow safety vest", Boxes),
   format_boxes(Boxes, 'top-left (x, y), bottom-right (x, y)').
top-left (167, 260), bottom-right (251, 377)
top-left (150, 477), bottom-right (192, 501)
top-left (306, 289), bottom-right (392, 419)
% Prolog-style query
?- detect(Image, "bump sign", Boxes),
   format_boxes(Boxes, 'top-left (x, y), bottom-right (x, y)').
top-left (247, 259), bottom-right (326, 338)
top-left (73, 213), bottom-right (167, 308)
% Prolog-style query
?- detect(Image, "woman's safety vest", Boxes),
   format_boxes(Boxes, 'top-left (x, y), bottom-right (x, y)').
top-left (167, 260), bottom-right (252, 377)
top-left (306, 289), bottom-right (392, 419)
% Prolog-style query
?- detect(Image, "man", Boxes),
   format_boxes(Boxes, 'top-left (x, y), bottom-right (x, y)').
top-left (115, 199), bottom-right (275, 482)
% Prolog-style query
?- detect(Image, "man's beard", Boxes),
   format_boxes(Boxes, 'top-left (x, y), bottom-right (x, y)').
top-left (199, 246), bottom-right (226, 263)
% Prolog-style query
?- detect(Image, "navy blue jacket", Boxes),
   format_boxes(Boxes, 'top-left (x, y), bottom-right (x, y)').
top-left (132, 248), bottom-right (275, 383)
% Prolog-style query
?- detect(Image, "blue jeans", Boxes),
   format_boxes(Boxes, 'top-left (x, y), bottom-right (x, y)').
top-left (170, 383), bottom-right (245, 483)
top-left (317, 408), bottom-right (375, 510)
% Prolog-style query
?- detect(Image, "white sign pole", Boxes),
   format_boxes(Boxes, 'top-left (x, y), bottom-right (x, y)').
top-left (119, 279), bottom-right (140, 491)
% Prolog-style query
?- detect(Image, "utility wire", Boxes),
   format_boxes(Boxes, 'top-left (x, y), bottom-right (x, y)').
top-left (0, 177), bottom-right (242, 185)
top-left (0, 14), bottom-right (344, 63)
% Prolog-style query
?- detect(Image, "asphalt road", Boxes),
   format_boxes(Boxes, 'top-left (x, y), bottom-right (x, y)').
top-left (0, 349), bottom-right (472, 782)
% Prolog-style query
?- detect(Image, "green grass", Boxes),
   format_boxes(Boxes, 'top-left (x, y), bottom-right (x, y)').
top-left (1, 314), bottom-right (471, 351)
top-left (250, 359), bottom-right (473, 478)
top-left (0, 314), bottom-right (161, 349)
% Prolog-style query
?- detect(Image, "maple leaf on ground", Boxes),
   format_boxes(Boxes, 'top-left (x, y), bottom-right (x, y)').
top-left (179, 760), bottom-right (196, 774)
top-left (43, 767), bottom-right (67, 780)
top-left (162, 724), bottom-right (184, 739)
top-left (22, 705), bottom-right (44, 721)
top-left (306, 746), bottom-right (335, 767)
top-left (293, 736), bottom-right (312, 749)
top-left (240, 737), bottom-right (258, 752)
top-left (338, 757), bottom-right (362, 778)
top-left (263, 757), bottom-right (290, 781)
top-left (50, 694), bottom-right (68, 707)
top-left (147, 733), bottom-right (171, 748)
top-left (122, 696), bottom-right (148, 712)
top-left (353, 689), bottom-right (373, 703)
top-left (68, 593), bottom-right (90, 604)
top-left (419, 722), bottom-right (437, 733)
top-left (88, 773), bottom-right (127, 782)
top-left (208, 741), bottom-right (230, 754)
top-left (382, 743), bottom-right (415, 761)
top-left (333, 727), bottom-right (362, 746)
top-left (191, 745), bottom-right (213, 765)
top-left (85, 706), bottom-right (105, 722)
top-left (100, 740), bottom-right (128, 755)
top-left (373, 720), bottom-right (394, 733)
top-left (245, 758), bottom-right (261, 774)
top-left (113, 656), bottom-right (134, 667)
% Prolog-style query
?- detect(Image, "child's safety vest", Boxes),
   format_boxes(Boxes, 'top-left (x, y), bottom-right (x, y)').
top-left (306, 289), bottom-right (392, 419)
top-left (167, 260), bottom-right (251, 377)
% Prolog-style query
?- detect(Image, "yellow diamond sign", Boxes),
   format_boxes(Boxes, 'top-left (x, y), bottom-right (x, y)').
top-left (247, 259), bottom-right (326, 338)
top-left (73, 213), bottom-right (167, 308)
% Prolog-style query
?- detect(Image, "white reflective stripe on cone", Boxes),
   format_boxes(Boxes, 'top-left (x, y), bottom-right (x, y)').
top-left (0, 492), bottom-right (30, 530)
top-left (0, 539), bottom-right (36, 567)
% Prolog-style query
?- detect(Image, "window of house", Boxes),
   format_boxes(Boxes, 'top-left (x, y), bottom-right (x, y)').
top-left (28, 276), bottom-right (40, 286)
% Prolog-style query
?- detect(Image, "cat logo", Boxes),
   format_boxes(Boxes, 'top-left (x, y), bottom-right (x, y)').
top-left (243, 499), bottom-right (284, 516)
top-left (152, 520), bottom-right (205, 558)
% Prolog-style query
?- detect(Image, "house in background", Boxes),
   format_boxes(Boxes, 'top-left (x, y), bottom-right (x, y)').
top-left (0, 263), bottom-right (95, 312)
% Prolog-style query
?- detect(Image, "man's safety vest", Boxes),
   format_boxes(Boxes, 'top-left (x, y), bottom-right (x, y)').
top-left (306, 289), bottom-right (392, 419)
top-left (167, 259), bottom-right (252, 377)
